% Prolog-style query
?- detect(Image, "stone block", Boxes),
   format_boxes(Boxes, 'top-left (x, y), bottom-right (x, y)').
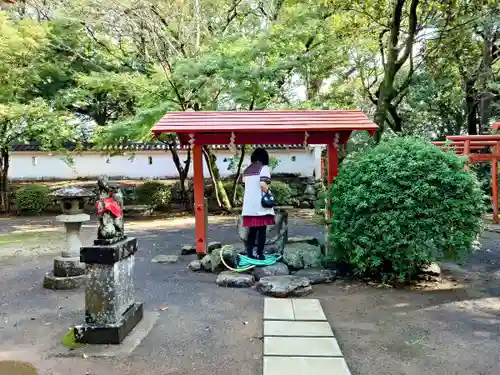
top-left (264, 337), bottom-right (342, 357)
top-left (264, 298), bottom-right (294, 320)
top-left (263, 357), bottom-right (351, 375)
top-left (263, 321), bottom-right (333, 337)
top-left (43, 272), bottom-right (86, 290)
top-left (85, 255), bottom-right (136, 325)
top-left (81, 237), bottom-right (138, 265)
top-left (74, 302), bottom-right (144, 345)
top-left (75, 236), bottom-right (142, 345)
top-left (292, 299), bottom-right (327, 321)
top-left (53, 256), bottom-right (85, 277)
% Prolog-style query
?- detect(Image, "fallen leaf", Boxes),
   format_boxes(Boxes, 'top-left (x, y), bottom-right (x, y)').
top-left (159, 306), bottom-right (169, 311)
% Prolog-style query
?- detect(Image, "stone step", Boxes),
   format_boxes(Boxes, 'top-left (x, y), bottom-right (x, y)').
top-left (264, 321), bottom-right (333, 337)
top-left (262, 298), bottom-right (352, 375)
top-left (263, 357), bottom-right (351, 375)
top-left (264, 337), bottom-right (342, 357)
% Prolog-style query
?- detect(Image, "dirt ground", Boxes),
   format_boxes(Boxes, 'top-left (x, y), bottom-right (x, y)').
top-left (1, 214), bottom-right (500, 375)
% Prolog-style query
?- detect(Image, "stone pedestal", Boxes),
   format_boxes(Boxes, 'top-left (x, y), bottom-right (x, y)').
top-left (74, 237), bottom-right (143, 345)
top-left (43, 214), bottom-right (89, 290)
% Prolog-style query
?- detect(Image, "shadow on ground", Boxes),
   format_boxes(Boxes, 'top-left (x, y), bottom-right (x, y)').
top-left (2, 214), bottom-right (500, 375)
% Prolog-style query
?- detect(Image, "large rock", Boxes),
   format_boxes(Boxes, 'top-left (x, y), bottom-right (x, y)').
top-left (294, 268), bottom-right (337, 284)
top-left (287, 236), bottom-right (320, 246)
top-left (256, 276), bottom-right (312, 297)
top-left (188, 260), bottom-right (202, 271)
top-left (210, 246), bottom-right (239, 273)
top-left (421, 262), bottom-right (441, 276)
top-left (200, 254), bottom-right (213, 271)
top-left (181, 244), bottom-right (197, 255)
top-left (151, 255), bottom-right (179, 264)
top-left (283, 243), bottom-right (322, 270)
top-left (253, 262), bottom-right (290, 281)
top-left (216, 271), bottom-right (255, 288)
top-left (207, 241), bottom-right (222, 254)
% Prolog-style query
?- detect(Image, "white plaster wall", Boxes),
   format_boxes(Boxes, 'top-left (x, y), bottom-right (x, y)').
top-left (9, 148), bottom-right (320, 180)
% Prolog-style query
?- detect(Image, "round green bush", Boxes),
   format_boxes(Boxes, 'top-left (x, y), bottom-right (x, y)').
top-left (271, 181), bottom-right (293, 205)
top-left (136, 181), bottom-right (172, 210)
top-left (14, 184), bottom-right (51, 215)
top-left (328, 137), bottom-right (485, 281)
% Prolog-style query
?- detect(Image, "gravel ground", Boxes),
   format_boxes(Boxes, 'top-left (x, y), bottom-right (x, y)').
top-left (2, 215), bottom-right (500, 375)
top-left (0, 215), bottom-right (321, 375)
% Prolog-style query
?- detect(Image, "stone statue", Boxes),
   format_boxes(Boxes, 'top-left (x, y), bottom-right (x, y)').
top-left (95, 176), bottom-right (125, 244)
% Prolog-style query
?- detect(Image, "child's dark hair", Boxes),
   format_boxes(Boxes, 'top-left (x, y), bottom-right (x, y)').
top-left (251, 147), bottom-right (269, 165)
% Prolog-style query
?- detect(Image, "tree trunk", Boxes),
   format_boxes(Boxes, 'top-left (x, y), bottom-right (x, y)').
top-left (231, 147), bottom-right (246, 206)
top-left (168, 141), bottom-right (192, 210)
top-left (478, 19), bottom-right (493, 134)
top-left (374, 77), bottom-right (395, 143)
top-left (203, 146), bottom-right (231, 211)
top-left (465, 79), bottom-right (479, 135)
top-left (0, 148), bottom-right (10, 214)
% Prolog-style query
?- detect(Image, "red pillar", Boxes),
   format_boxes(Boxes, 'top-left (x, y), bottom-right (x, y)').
top-left (327, 143), bottom-right (338, 186)
top-left (193, 144), bottom-right (207, 255)
top-left (464, 140), bottom-right (471, 168)
top-left (493, 142), bottom-right (499, 224)
top-left (327, 143), bottom-right (339, 218)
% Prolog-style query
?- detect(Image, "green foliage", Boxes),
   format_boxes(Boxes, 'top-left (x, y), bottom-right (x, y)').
top-left (14, 185), bottom-right (51, 215)
top-left (314, 182), bottom-right (327, 214)
top-left (223, 181), bottom-right (244, 206)
top-left (328, 137), bottom-right (485, 281)
top-left (135, 181), bottom-right (172, 210)
top-left (271, 181), bottom-right (293, 206)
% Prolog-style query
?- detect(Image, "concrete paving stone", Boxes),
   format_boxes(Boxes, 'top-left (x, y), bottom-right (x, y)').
top-left (292, 298), bottom-right (327, 321)
top-left (264, 298), bottom-right (294, 320)
top-left (264, 321), bottom-right (333, 337)
top-left (263, 357), bottom-right (351, 375)
top-left (264, 337), bottom-right (342, 357)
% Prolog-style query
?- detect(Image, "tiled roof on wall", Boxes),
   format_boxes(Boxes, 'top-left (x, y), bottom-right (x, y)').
top-left (11, 142), bottom-right (307, 152)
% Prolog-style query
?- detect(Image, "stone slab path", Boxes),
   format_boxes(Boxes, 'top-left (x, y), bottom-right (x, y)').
top-left (263, 298), bottom-right (351, 375)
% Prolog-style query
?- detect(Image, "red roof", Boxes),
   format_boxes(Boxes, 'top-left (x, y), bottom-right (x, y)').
top-left (152, 110), bottom-right (377, 145)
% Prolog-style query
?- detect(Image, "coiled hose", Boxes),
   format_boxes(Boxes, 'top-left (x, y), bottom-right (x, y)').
top-left (219, 244), bottom-right (281, 272)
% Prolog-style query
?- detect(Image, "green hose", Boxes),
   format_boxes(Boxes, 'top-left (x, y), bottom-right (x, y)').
top-left (219, 245), bottom-right (281, 272)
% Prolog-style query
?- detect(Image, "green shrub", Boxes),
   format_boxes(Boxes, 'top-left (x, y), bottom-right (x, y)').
top-left (271, 181), bottom-right (293, 205)
top-left (314, 182), bottom-right (327, 214)
top-left (14, 184), bottom-right (51, 215)
top-left (223, 181), bottom-right (244, 206)
top-left (328, 137), bottom-right (485, 281)
top-left (136, 181), bottom-right (172, 210)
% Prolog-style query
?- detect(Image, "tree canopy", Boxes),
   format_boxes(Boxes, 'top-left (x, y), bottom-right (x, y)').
top-left (0, 0), bottom-right (498, 211)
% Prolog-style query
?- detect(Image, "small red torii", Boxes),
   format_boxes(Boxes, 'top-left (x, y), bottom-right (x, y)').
top-left (432, 122), bottom-right (500, 224)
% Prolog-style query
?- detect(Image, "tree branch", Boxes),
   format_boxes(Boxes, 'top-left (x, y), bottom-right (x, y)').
top-left (395, 0), bottom-right (419, 68)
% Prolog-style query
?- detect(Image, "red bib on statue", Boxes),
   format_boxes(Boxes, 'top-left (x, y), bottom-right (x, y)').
top-left (96, 197), bottom-right (122, 217)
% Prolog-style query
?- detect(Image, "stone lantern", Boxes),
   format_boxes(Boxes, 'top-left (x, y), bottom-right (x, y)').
top-left (43, 187), bottom-right (92, 290)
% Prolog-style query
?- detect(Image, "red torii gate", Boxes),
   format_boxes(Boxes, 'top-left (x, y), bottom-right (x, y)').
top-left (152, 110), bottom-right (377, 255)
top-left (432, 123), bottom-right (500, 224)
